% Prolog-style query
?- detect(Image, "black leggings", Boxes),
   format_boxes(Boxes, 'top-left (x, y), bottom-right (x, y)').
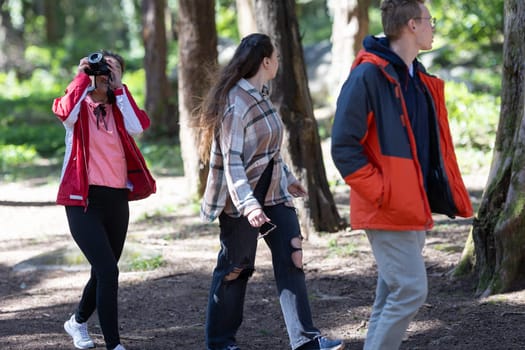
top-left (65, 185), bottom-right (129, 350)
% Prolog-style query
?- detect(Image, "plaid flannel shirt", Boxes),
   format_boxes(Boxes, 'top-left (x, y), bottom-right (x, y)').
top-left (200, 79), bottom-right (297, 222)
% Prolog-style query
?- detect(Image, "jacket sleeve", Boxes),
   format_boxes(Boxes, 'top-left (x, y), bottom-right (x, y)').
top-left (419, 73), bottom-right (474, 218)
top-left (219, 106), bottom-right (261, 217)
top-left (115, 85), bottom-right (151, 136)
top-left (52, 73), bottom-right (92, 127)
top-left (331, 64), bottom-right (384, 206)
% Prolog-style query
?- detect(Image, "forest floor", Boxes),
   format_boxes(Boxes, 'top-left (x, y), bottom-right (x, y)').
top-left (2, 163), bottom-right (525, 350)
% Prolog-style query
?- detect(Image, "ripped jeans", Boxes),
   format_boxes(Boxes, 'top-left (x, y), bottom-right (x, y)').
top-left (205, 203), bottom-right (321, 350)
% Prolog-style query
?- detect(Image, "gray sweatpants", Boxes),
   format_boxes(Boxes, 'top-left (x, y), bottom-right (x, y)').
top-left (364, 230), bottom-right (428, 350)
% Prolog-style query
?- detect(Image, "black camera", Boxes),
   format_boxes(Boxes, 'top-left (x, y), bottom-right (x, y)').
top-left (84, 52), bottom-right (111, 76)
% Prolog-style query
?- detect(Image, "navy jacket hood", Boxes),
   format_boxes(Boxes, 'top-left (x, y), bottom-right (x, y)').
top-left (362, 35), bottom-right (421, 81)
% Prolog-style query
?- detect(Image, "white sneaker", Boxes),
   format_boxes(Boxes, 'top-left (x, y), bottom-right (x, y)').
top-left (64, 314), bottom-right (95, 349)
top-left (113, 345), bottom-right (127, 350)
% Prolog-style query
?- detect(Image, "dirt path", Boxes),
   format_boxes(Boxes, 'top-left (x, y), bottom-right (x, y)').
top-left (1, 175), bottom-right (525, 350)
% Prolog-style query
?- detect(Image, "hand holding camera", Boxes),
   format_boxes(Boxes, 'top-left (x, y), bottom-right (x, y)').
top-left (77, 57), bottom-right (91, 76)
top-left (84, 52), bottom-right (111, 76)
top-left (105, 56), bottom-right (123, 90)
top-left (80, 52), bottom-right (123, 90)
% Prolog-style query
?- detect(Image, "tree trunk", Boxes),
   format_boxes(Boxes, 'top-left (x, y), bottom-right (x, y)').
top-left (254, 0), bottom-right (344, 235)
top-left (0, 0), bottom-right (25, 73)
top-left (141, 0), bottom-right (176, 136)
top-left (236, 0), bottom-right (257, 37)
top-left (43, 0), bottom-right (61, 44)
top-left (178, 0), bottom-right (218, 197)
top-left (459, 0), bottom-right (525, 296)
top-left (328, 0), bottom-right (370, 105)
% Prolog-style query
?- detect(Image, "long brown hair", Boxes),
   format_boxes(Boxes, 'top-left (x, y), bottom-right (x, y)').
top-left (194, 33), bottom-right (274, 162)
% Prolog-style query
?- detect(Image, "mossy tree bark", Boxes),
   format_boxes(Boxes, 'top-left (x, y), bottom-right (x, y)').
top-left (254, 0), bottom-right (344, 234)
top-left (457, 0), bottom-right (525, 296)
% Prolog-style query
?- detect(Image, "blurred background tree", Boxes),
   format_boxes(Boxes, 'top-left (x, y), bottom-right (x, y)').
top-left (0, 0), bottom-right (503, 196)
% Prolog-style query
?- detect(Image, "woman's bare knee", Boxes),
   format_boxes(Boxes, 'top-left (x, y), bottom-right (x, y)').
top-left (291, 237), bottom-right (303, 269)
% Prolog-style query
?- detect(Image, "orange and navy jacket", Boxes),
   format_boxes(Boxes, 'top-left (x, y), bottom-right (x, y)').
top-left (331, 42), bottom-right (473, 231)
top-left (52, 73), bottom-right (156, 207)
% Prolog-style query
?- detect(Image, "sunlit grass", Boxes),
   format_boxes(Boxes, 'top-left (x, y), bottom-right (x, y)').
top-left (327, 238), bottom-right (359, 258)
top-left (127, 254), bottom-right (165, 271)
top-left (432, 244), bottom-right (464, 254)
top-left (136, 205), bottom-right (176, 222)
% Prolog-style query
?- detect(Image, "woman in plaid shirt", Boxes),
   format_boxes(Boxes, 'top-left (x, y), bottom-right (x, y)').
top-left (195, 33), bottom-right (344, 350)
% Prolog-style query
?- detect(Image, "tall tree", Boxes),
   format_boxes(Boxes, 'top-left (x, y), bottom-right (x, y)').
top-left (142, 0), bottom-right (176, 136)
top-left (43, 0), bottom-right (62, 45)
top-left (236, 0), bottom-right (257, 37)
top-left (328, 0), bottom-right (371, 103)
top-left (254, 0), bottom-right (343, 234)
top-left (456, 0), bottom-right (525, 296)
top-left (178, 0), bottom-right (218, 197)
top-left (0, 0), bottom-right (25, 74)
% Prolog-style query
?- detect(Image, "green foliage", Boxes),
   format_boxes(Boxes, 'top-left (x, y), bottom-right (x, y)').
top-left (61, 2), bottom-right (134, 66)
top-left (428, 0), bottom-right (503, 89)
top-left (446, 82), bottom-right (499, 150)
top-left (0, 144), bottom-right (37, 171)
top-left (327, 238), bottom-right (358, 257)
top-left (430, 1), bottom-right (504, 48)
top-left (216, 0), bottom-right (240, 40)
top-left (167, 41), bottom-right (180, 76)
top-left (139, 140), bottom-right (184, 176)
top-left (0, 0), bottom-right (505, 185)
top-left (122, 69), bottom-right (146, 107)
top-left (445, 81), bottom-right (500, 173)
top-left (368, 7), bottom-right (383, 36)
top-left (136, 205), bottom-right (176, 222)
top-left (432, 243), bottom-right (463, 254)
top-left (0, 69), bottom-right (65, 162)
top-left (0, 122), bottom-right (64, 157)
top-left (297, 0), bottom-right (332, 45)
top-left (1, 70), bottom-right (61, 100)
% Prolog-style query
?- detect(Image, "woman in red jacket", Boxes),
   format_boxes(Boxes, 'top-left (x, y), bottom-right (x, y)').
top-left (52, 51), bottom-right (155, 350)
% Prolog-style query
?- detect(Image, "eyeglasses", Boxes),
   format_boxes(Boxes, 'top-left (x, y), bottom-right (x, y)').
top-left (258, 221), bottom-right (277, 240)
top-left (413, 16), bottom-right (436, 28)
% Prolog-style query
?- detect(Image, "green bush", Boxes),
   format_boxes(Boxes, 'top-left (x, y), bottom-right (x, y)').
top-left (139, 140), bottom-right (184, 176)
top-left (446, 81), bottom-right (499, 173)
top-left (0, 144), bottom-right (38, 171)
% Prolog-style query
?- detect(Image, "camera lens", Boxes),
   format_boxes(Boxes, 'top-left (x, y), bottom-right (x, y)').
top-left (88, 52), bottom-right (103, 64)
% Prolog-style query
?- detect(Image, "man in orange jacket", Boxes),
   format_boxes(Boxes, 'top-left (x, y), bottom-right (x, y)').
top-left (331, 1), bottom-right (473, 349)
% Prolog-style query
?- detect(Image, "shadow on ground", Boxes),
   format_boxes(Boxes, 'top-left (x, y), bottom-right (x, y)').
top-left (2, 181), bottom-right (525, 349)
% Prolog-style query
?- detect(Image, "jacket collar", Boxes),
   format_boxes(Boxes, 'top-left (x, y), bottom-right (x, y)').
top-left (237, 78), bottom-right (269, 101)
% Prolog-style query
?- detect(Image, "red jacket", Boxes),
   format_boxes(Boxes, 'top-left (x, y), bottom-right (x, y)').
top-left (331, 50), bottom-right (473, 231)
top-left (52, 73), bottom-right (156, 207)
